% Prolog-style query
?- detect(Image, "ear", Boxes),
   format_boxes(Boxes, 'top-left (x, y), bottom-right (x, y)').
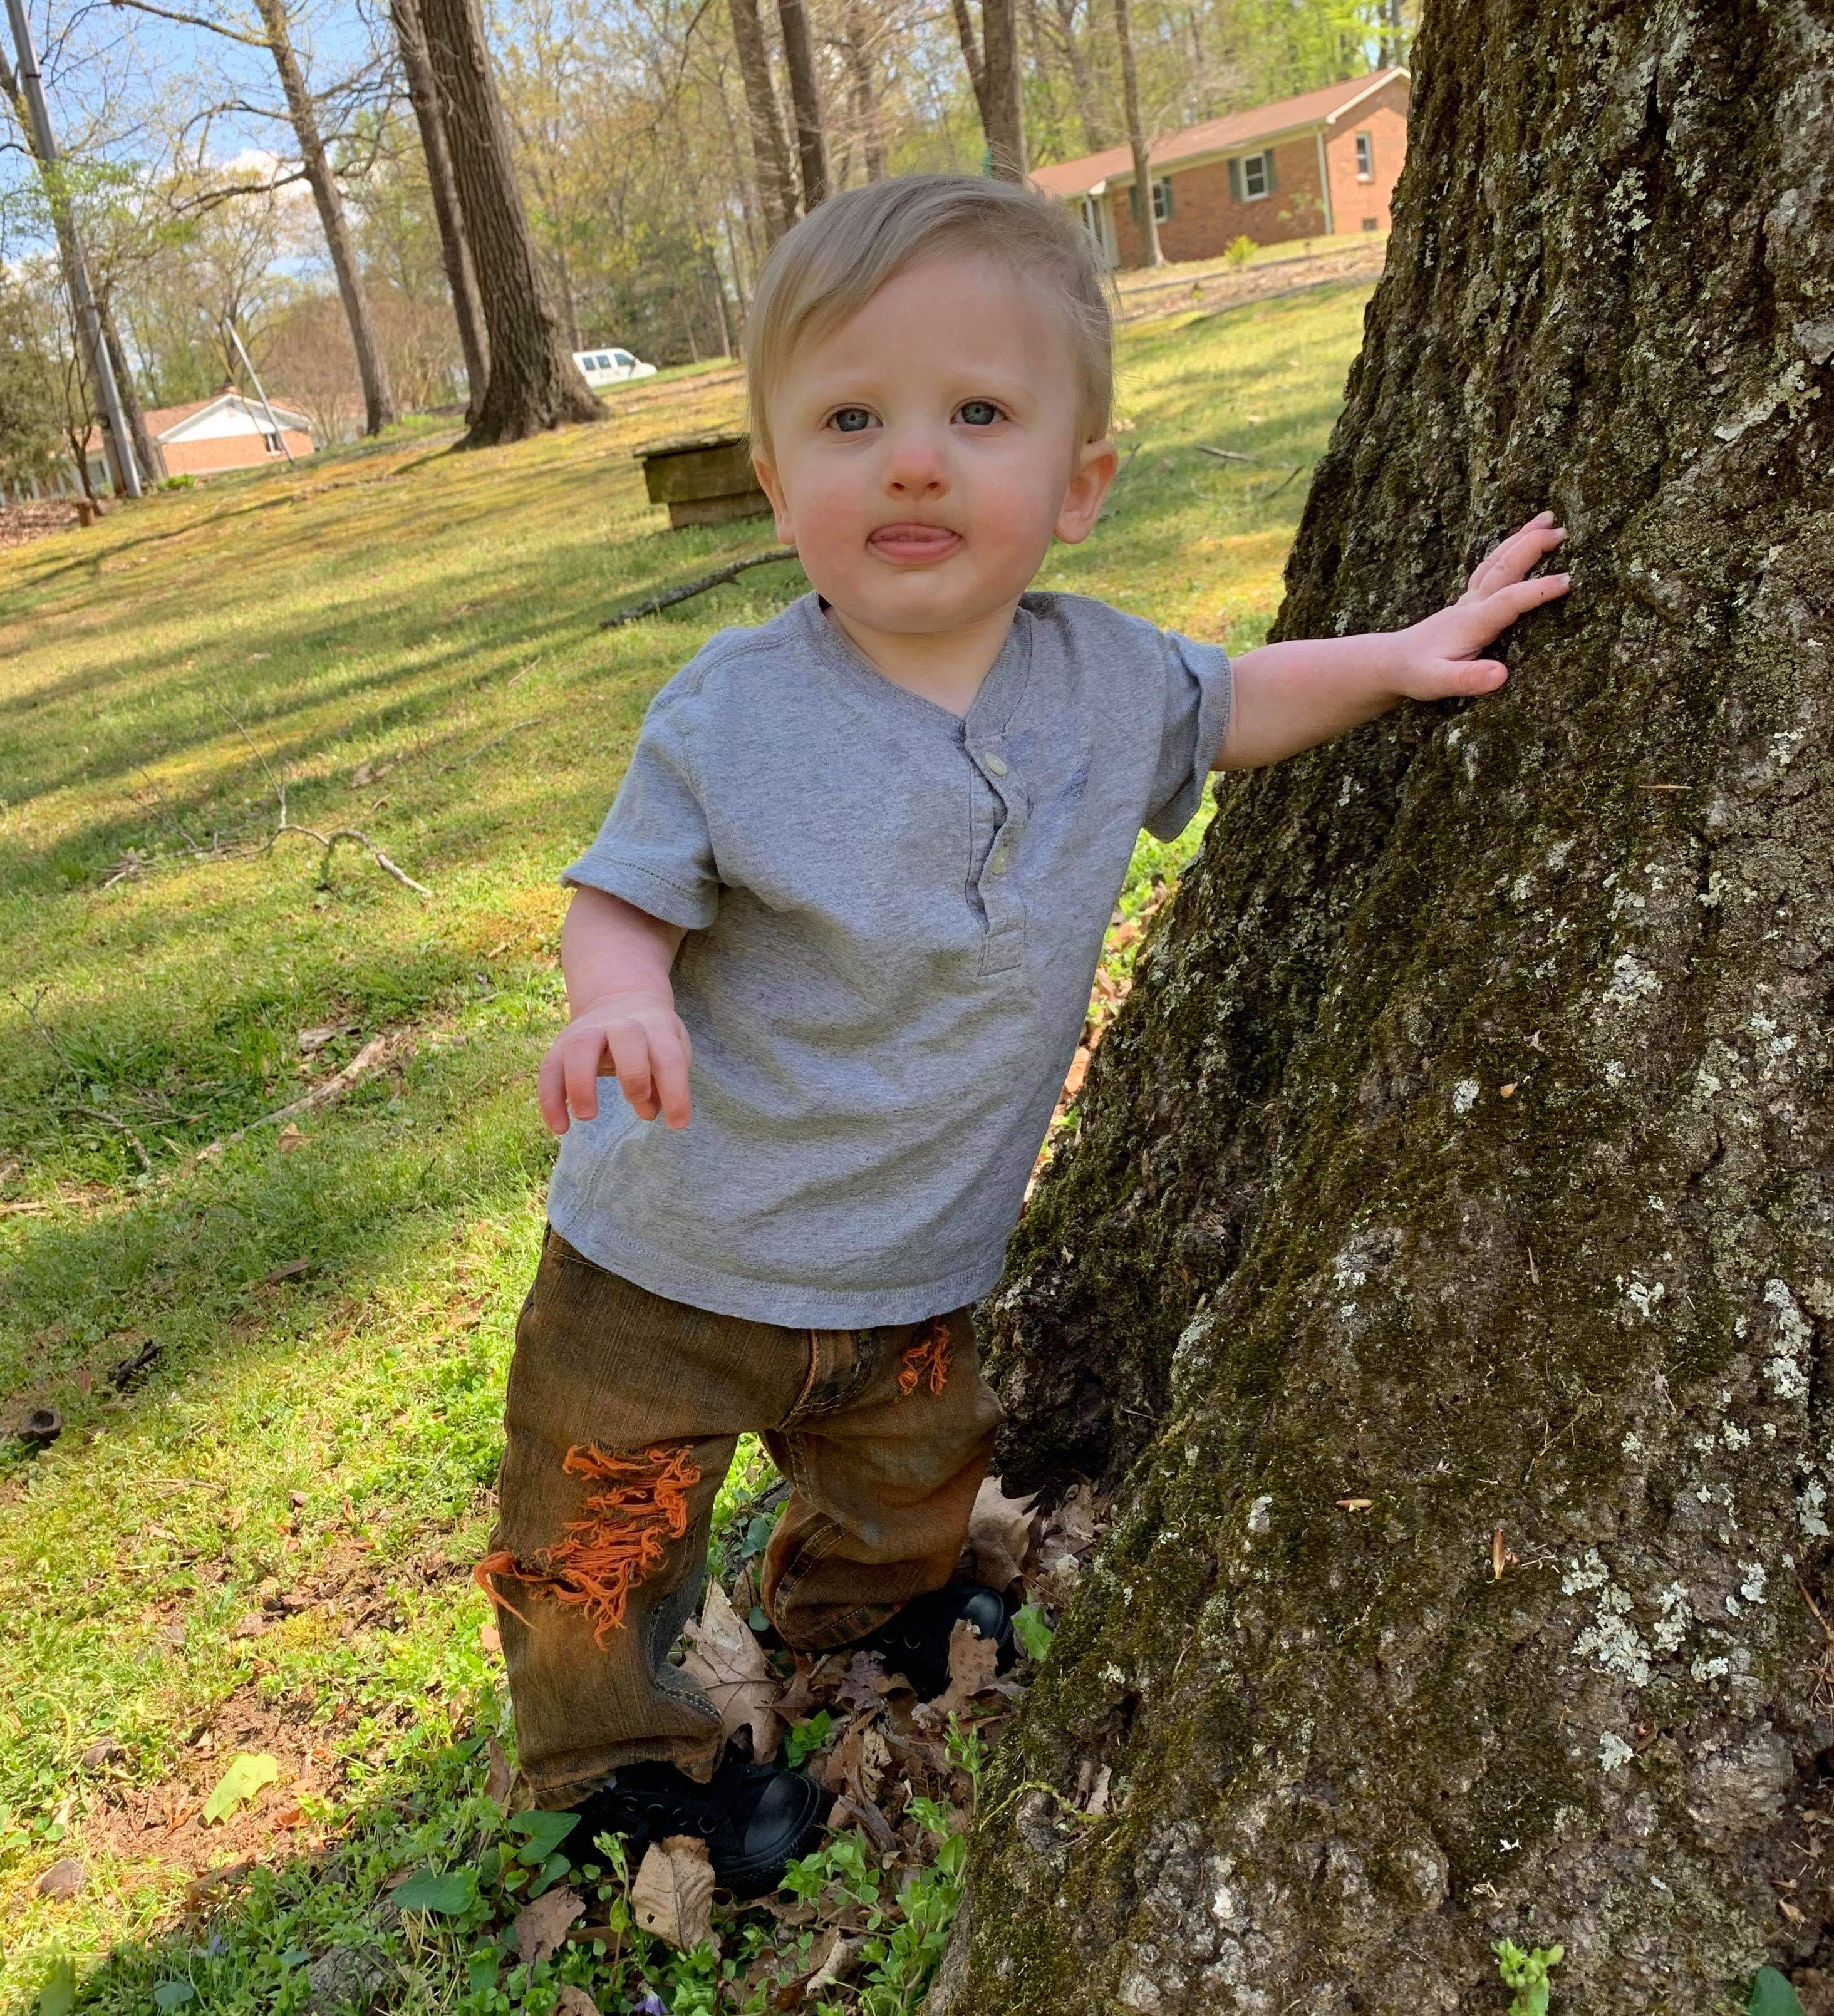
top-left (1054, 435), bottom-right (1118, 546)
top-left (754, 454), bottom-right (795, 544)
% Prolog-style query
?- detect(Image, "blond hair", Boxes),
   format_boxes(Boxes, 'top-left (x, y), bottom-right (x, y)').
top-left (745, 174), bottom-right (1114, 460)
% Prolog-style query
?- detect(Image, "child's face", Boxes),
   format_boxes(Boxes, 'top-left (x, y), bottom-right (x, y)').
top-left (754, 252), bottom-right (1116, 639)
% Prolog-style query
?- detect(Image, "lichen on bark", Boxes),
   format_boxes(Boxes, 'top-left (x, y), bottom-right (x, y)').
top-left (946, 4), bottom-right (1834, 2011)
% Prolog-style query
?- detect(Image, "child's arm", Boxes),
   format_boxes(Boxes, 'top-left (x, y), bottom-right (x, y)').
top-left (1217, 514), bottom-right (1570, 770)
top-left (537, 886), bottom-right (693, 1134)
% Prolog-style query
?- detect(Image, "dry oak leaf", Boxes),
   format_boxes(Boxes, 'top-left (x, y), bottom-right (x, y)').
top-left (835, 1652), bottom-right (889, 1716)
top-left (965, 1475), bottom-right (1038, 1591)
top-left (631, 1834), bottom-right (717, 1952)
top-left (484, 1732), bottom-right (513, 1807)
top-left (554, 1990), bottom-right (601, 2016)
top-left (513, 1883), bottom-right (584, 1964)
top-left (681, 1578), bottom-right (782, 1759)
top-left (914, 1620), bottom-right (1005, 1730)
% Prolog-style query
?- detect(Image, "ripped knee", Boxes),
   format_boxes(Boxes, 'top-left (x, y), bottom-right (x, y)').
top-left (475, 1441), bottom-right (701, 1646)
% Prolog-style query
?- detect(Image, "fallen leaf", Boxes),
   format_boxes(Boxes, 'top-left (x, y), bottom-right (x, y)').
top-left (631, 1834), bottom-right (715, 1951)
top-left (1335, 1498), bottom-right (1374, 1511)
top-left (78, 1739), bottom-right (117, 1770)
top-left (36, 1856), bottom-right (86, 1900)
top-left (1492, 1527), bottom-right (1507, 1580)
top-left (1086, 1765), bottom-right (1112, 1816)
top-left (831, 1791), bottom-right (898, 1856)
top-left (965, 1475), bottom-right (1038, 1591)
top-left (262, 1258), bottom-right (311, 1285)
top-left (804, 1931), bottom-right (869, 2000)
top-left (276, 1124), bottom-right (306, 1153)
top-left (480, 1622), bottom-right (502, 1655)
top-left (915, 1620), bottom-right (1004, 1729)
top-left (513, 1884), bottom-right (584, 1963)
top-left (484, 1733), bottom-right (513, 1806)
top-left (554, 1990), bottom-right (601, 2016)
top-left (202, 1753), bottom-right (280, 1825)
top-left (272, 1805), bottom-right (304, 1827)
top-left (836, 1652), bottom-right (889, 1715)
top-left (1499, 1082), bottom-right (1517, 1098)
top-left (297, 1021), bottom-right (356, 1052)
top-left (681, 1579), bottom-right (781, 1759)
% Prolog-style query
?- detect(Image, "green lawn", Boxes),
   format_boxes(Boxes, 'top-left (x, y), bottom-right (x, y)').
top-left (0, 277), bottom-right (1375, 2013)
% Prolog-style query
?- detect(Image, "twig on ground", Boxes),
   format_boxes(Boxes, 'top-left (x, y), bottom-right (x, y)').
top-left (1197, 445), bottom-right (1258, 463)
top-left (602, 546), bottom-right (800, 629)
top-left (66, 1103), bottom-right (153, 1173)
top-left (438, 719), bottom-right (543, 773)
top-left (195, 1030), bottom-right (414, 1164)
top-left (209, 696), bottom-right (431, 899)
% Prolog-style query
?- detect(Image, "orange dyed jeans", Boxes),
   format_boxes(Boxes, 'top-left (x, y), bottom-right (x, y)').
top-left (482, 1228), bottom-right (1003, 1807)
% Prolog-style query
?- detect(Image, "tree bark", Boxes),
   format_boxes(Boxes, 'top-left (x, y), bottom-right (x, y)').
top-left (841, 0), bottom-right (886, 183)
top-left (1113, 0), bottom-right (1159, 266)
top-left (252, 0), bottom-right (398, 436)
top-left (728, 0), bottom-right (796, 240)
top-left (1050, 0), bottom-right (1106, 152)
top-left (98, 292), bottom-right (158, 482)
top-left (775, 0), bottom-right (829, 212)
top-left (416, 0), bottom-right (601, 445)
top-left (950, 0), bottom-right (1024, 180)
top-left (949, 3), bottom-right (1834, 2012)
top-left (388, 0), bottom-right (489, 424)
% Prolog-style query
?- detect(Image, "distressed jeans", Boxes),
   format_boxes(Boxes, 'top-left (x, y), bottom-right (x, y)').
top-left (480, 1228), bottom-right (1003, 1807)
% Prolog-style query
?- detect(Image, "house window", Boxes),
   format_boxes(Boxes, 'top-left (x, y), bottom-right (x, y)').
top-left (1362, 215), bottom-right (1379, 231)
top-left (1355, 131), bottom-right (1374, 180)
top-left (1128, 178), bottom-right (1174, 226)
top-left (262, 430), bottom-right (283, 455)
top-left (1240, 150), bottom-right (1272, 200)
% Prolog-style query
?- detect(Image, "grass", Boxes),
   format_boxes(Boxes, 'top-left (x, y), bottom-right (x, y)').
top-left (0, 275), bottom-right (1375, 2012)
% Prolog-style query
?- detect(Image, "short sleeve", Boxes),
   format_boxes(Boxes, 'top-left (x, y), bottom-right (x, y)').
top-left (1141, 630), bottom-right (1232, 840)
top-left (560, 696), bottom-right (721, 929)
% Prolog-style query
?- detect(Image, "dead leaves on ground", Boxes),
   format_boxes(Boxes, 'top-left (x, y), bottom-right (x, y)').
top-left (631, 1835), bottom-right (716, 1951)
top-left (514, 1883), bottom-right (585, 1962)
top-left (681, 1579), bottom-right (781, 1759)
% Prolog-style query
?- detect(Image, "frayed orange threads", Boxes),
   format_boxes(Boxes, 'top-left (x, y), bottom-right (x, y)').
top-left (897, 1317), bottom-right (952, 1398)
top-left (475, 1441), bottom-right (701, 1646)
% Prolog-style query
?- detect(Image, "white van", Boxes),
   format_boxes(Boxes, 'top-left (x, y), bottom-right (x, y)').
top-left (574, 346), bottom-right (658, 388)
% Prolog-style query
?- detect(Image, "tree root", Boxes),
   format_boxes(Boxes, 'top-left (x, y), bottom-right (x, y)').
top-left (602, 545), bottom-right (801, 629)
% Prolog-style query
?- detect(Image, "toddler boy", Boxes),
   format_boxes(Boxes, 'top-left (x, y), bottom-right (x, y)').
top-left (480, 174), bottom-right (1568, 1895)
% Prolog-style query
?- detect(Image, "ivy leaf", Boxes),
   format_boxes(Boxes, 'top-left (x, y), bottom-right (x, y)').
top-left (390, 1869), bottom-right (475, 1914)
top-left (36, 1958), bottom-right (75, 2016)
top-left (1749, 1969), bottom-right (1807, 2016)
top-left (201, 1753), bottom-right (280, 1825)
top-left (507, 1807), bottom-right (579, 1865)
top-left (1012, 1603), bottom-right (1055, 1662)
top-left (153, 1987), bottom-right (196, 2011)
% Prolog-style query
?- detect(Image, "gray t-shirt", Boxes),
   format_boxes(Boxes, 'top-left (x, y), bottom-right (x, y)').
top-left (548, 589), bottom-right (1230, 1326)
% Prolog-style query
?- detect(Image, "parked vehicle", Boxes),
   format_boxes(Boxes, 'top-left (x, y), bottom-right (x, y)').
top-left (573, 346), bottom-right (658, 388)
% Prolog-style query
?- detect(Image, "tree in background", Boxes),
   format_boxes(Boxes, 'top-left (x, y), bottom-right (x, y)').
top-left (417, 0), bottom-right (601, 443)
top-left (940, 2), bottom-right (1834, 2011)
top-left (1111, 0), bottom-right (1158, 263)
top-left (950, 0), bottom-right (1024, 178)
top-left (775, 0), bottom-right (829, 207)
top-left (729, 0), bottom-right (796, 240)
top-left (0, 264), bottom-right (66, 497)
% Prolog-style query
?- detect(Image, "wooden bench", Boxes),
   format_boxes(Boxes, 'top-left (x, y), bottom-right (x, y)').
top-left (635, 429), bottom-right (772, 530)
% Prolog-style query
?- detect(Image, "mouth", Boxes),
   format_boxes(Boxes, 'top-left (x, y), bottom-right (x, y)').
top-left (866, 523), bottom-right (963, 564)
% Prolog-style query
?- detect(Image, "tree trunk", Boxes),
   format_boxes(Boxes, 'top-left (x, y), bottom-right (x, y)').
top-left (842, 0), bottom-right (886, 182)
top-left (949, 3), bottom-right (1834, 2013)
top-left (98, 292), bottom-right (158, 482)
top-left (253, 0), bottom-right (397, 436)
top-left (1051, 0), bottom-right (1106, 152)
top-left (1113, 0), bottom-right (1159, 266)
top-left (728, 0), bottom-right (796, 240)
top-left (775, 0), bottom-right (829, 212)
top-left (389, 0), bottom-right (489, 423)
top-left (416, 0), bottom-right (601, 445)
top-left (980, 0), bottom-right (1025, 180)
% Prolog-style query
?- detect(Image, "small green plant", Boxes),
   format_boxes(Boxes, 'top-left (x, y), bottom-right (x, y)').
top-left (1012, 1602), bottom-right (1055, 1661)
top-left (784, 1708), bottom-right (834, 1768)
top-left (158, 472), bottom-right (194, 490)
top-left (1749, 1966), bottom-right (1808, 2016)
top-left (1225, 234), bottom-right (1256, 267)
top-left (1495, 1939), bottom-right (1563, 2016)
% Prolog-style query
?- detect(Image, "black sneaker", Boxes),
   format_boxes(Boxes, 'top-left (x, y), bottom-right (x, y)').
top-left (568, 1748), bottom-right (827, 1899)
top-left (846, 1578), bottom-right (1017, 1700)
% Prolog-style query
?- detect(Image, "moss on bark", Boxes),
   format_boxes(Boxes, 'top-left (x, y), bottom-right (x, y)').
top-left (948, 3), bottom-right (1834, 2010)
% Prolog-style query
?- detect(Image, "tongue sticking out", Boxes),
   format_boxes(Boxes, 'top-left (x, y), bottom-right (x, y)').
top-left (869, 525), bottom-right (961, 561)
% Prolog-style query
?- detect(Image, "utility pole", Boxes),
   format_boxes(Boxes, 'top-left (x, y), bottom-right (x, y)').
top-left (3, 0), bottom-right (142, 499)
top-left (225, 318), bottom-right (295, 465)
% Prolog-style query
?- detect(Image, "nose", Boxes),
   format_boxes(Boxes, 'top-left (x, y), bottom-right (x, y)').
top-left (881, 422), bottom-right (947, 497)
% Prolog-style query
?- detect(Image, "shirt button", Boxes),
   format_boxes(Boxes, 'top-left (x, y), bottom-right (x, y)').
top-left (983, 753), bottom-right (1009, 777)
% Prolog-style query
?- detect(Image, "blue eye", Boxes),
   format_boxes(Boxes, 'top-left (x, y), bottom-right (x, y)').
top-left (957, 400), bottom-right (1002, 426)
top-left (830, 407), bottom-right (875, 433)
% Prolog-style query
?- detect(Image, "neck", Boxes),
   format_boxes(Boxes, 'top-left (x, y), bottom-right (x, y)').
top-left (826, 599), bottom-right (1019, 717)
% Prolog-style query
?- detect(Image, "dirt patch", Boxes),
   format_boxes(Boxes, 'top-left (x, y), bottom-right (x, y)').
top-left (0, 500), bottom-right (83, 549)
top-left (73, 1541), bottom-right (470, 1884)
top-left (1116, 242), bottom-right (1387, 326)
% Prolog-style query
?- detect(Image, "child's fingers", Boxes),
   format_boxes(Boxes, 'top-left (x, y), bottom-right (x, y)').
top-left (606, 1024), bottom-right (658, 1120)
top-left (1467, 514), bottom-right (1564, 597)
top-left (650, 1030), bottom-right (693, 1128)
top-left (562, 1027), bottom-right (607, 1124)
top-left (536, 1045), bottom-right (572, 1137)
top-left (1462, 570), bottom-right (1571, 641)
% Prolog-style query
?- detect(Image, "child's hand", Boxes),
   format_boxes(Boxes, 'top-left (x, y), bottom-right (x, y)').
top-left (1385, 512), bottom-right (1570, 701)
top-left (537, 990), bottom-right (694, 1135)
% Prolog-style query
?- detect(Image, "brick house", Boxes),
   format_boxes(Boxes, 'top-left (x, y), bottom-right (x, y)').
top-left (143, 388), bottom-right (316, 478)
top-left (1032, 69), bottom-right (1410, 269)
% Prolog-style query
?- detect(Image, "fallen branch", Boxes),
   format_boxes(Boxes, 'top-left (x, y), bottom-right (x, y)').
top-left (602, 546), bottom-right (800, 629)
top-left (195, 1030), bottom-right (414, 1164)
top-left (266, 823), bottom-right (433, 898)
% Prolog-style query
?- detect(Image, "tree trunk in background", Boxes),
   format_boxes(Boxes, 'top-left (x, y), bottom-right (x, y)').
top-left (1051, 0), bottom-right (1106, 152)
top-left (729, 0), bottom-right (796, 239)
top-left (947, 4), bottom-right (1834, 2012)
top-left (775, 0), bottom-right (829, 212)
top-left (98, 294), bottom-right (158, 483)
top-left (390, 0), bottom-right (489, 424)
top-left (950, 0), bottom-right (1024, 180)
top-left (417, 0), bottom-right (601, 445)
top-left (252, 0), bottom-right (397, 436)
top-left (842, 0), bottom-right (886, 182)
top-left (1113, 0), bottom-right (1159, 265)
